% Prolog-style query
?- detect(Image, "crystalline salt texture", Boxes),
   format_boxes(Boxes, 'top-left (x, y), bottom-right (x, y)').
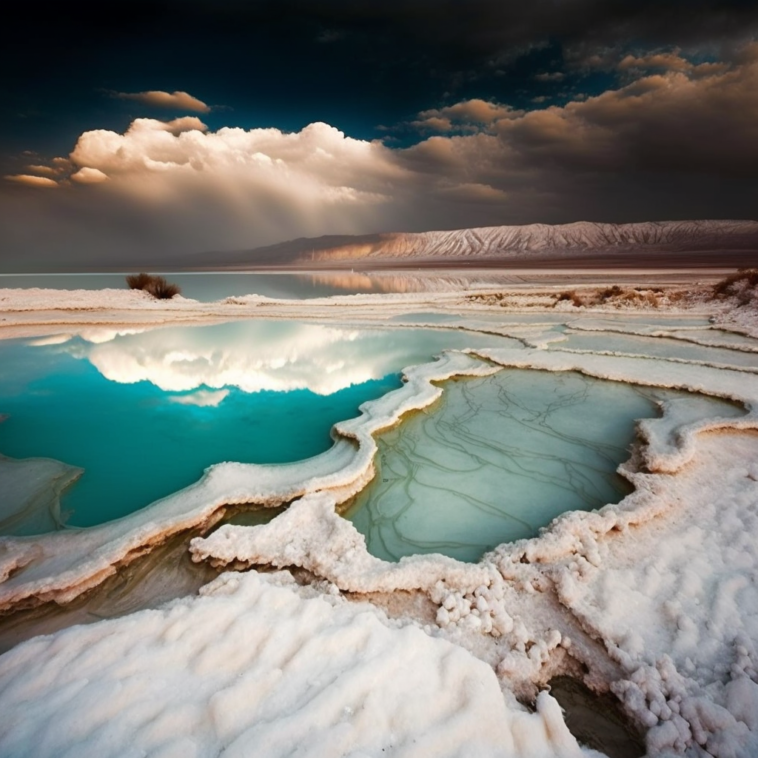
top-left (0, 569), bottom-right (601, 758)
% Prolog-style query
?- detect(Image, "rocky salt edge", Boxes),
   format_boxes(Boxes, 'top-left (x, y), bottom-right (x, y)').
top-left (2, 284), bottom-right (758, 756)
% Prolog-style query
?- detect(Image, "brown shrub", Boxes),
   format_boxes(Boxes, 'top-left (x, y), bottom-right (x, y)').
top-left (712, 269), bottom-right (758, 301)
top-left (126, 272), bottom-right (153, 290)
top-left (125, 273), bottom-right (181, 300)
top-left (597, 285), bottom-right (623, 302)
top-left (555, 290), bottom-right (584, 307)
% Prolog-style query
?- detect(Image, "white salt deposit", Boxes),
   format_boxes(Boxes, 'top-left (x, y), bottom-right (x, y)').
top-left (547, 432), bottom-right (758, 756)
top-left (0, 569), bottom-right (601, 758)
top-left (2, 278), bottom-right (758, 757)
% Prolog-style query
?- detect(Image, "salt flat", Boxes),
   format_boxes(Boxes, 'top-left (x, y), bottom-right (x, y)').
top-left (1, 271), bottom-right (757, 758)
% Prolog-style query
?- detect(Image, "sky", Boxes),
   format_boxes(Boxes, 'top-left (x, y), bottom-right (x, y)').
top-left (2, 0), bottom-right (758, 270)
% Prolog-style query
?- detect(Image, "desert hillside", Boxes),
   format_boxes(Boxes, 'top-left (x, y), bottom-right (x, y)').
top-left (192, 220), bottom-right (758, 269)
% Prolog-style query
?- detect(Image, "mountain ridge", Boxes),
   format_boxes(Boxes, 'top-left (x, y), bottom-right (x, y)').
top-left (190, 219), bottom-right (758, 269)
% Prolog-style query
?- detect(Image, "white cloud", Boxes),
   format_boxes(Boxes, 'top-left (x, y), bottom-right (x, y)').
top-left (53, 118), bottom-right (412, 246)
top-left (27, 334), bottom-right (72, 346)
top-left (71, 167), bottom-right (108, 184)
top-left (70, 322), bottom-right (443, 397)
top-left (114, 90), bottom-right (210, 113)
top-left (78, 323), bottom-right (376, 395)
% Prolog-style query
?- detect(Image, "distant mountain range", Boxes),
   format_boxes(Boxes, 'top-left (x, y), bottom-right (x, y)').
top-left (189, 220), bottom-right (758, 270)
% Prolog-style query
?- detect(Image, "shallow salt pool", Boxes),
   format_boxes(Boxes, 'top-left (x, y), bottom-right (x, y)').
top-left (0, 320), bottom-right (513, 531)
top-left (1, 311), bottom-right (750, 557)
top-left (345, 369), bottom-right (743, 562)
top-left (555, 330), bottom-right (758, 370)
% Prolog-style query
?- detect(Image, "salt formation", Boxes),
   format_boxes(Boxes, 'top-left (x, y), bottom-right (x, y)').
top-left (548, 433), bottom-right (758, 756)
top-left (2, 283), bottom-right (758, 757)
top-left (189, 343), bottom-right (758, 756)
top-left (0, 351), bottom-right (498, 611)
top-left (0, 569), bottom-right (601, 758)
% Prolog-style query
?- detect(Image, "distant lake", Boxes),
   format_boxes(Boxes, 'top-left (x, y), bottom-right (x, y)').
top-left (0, 270), bottom-right (528, 301)
top-left (0, 272), bottom-right (378, 301)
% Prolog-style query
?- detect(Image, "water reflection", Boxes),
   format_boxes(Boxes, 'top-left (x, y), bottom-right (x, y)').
top-left (0, 321), bottom-right (513, 529)
top-left (50, 321), bottom-right (514, 396)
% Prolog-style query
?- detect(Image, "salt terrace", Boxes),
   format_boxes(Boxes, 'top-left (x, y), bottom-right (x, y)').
top-left (0, 271), bottom-right (757, 758)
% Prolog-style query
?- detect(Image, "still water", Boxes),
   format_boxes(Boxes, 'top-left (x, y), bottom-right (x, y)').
top-left (346, 370), bottom-right (743, 562)
top-left (0, 320), bottom-right (513, 530)
top-left (0, 273), bottom-right (376, 301)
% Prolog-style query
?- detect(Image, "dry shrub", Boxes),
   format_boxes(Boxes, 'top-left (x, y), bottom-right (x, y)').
top-left (597, 285), bottom-right (623, 302)
top-left (569, 286), bottom-right (663, 308)
top-left (125, 272), bottom-right (181, 300)
top-left (617, 289), bottom-right (661, 307)
top-left (712, 269), bottom-right (758, 304)
top-left (555, 290), bottom-right (584, 307)
top-left (147, 276), bottom-right (182, 299)
top-left (126, 272), bottom-right (153, 290)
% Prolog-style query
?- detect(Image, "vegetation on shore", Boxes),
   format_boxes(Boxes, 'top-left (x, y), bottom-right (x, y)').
top-left (712, 268), bottom-right (758, 305)
top-left (126, 273), bottom-right (181, 299)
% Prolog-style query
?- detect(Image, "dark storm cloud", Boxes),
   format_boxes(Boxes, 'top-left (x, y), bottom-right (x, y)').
top-left (5, 3), bottom-right (758, 113)
top-left (167, 0), bottom-right (758, 70)
top-left (1, 1), bottom-right (758, 268)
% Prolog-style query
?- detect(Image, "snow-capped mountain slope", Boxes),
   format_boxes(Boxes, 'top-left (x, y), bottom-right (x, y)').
top-left (207, 220), bottom-right (758, 268)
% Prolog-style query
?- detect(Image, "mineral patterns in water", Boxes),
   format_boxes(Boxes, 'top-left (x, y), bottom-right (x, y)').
top-left (347, 369), bottom-right (670, 562)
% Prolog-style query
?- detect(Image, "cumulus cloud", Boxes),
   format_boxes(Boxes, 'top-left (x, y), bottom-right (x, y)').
top-left (494, 43), bottom-right (758, 174)
top-left (70, 167), bottom-right (108, 184)
top-left (74, 322), bottom-right (430, 396)
top-left (0, 117), bottom-right (415, 264)
top-left (617, 50), bottom-right (730, 78)
top-left (67, 117), bottom-right (405, 209)
top-left (400, 43), bottom-right (758, 180)
top-left (114, 90), bottom-right (210, 113)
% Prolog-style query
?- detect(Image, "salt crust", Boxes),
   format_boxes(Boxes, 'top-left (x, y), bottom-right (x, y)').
top-left (0, 569), bottom-right (600, 758)
top-left (3, 340), bottom-right (755, 611)
top-left (2, 287), bottom-right (758, 756)
top-left (189, 348), bottom-right (758, 757)
top-left (1, 282), bottom-right (756, 339)
top-left (547, 433), bottom-right (758, 757)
